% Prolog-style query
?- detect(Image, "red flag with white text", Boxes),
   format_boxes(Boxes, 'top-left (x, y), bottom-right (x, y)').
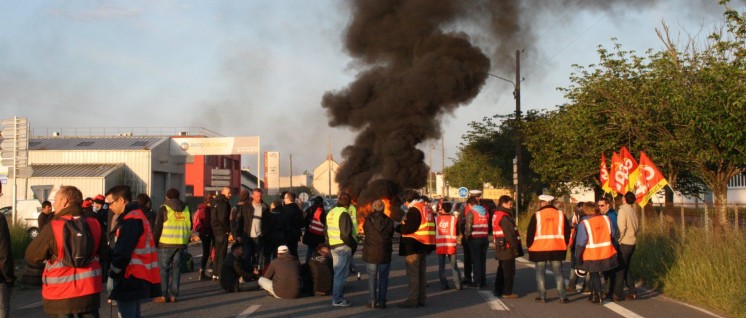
top-left (636, 151), bottom-right (669, 207)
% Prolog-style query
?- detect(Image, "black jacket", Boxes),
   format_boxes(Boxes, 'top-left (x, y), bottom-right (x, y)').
top-left (211, 194), bottom-right (231, 237)
top-left (282, 203), bottom-right (305, 241)
top-left (397, 205), bottom-right (435, 256)
top-left (493, 206), bottom-right (524, 260)
top-left (234, 201), bottom-right (270, 239)
top-left (220, 252), bottom-right (249, 291)
top-left (363, 211), bottom-right (395, 264)
top-left (153, 198), bottom-right (190, 248)
top-left (264, 208), bottom-right (288, 247)
top-left (526, 205), bottom-right (571, 262)
top-left (109, 203), bottom-right (161, 301)
top-left (0, 215), bottom-right (15, 286)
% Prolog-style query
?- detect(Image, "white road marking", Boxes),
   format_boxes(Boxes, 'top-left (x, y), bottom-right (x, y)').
top-left (236, 304), bottom-right (261, 317)
top-left (19, 301), bottom-right (42, 309)
top-left (478, 290), bottom-right (510, 311)
top-left (603, 301), bottom-right (645, 318)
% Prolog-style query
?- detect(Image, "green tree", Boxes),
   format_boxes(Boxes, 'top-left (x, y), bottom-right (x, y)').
top-left (522, 4), bottom-right (745, 226)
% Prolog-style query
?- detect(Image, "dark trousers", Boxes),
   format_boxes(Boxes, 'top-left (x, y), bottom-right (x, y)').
top-left (494, 259), bottom-right (516, 295)
top-left (287, 238), bottom-right (299, 258)
top-left (614, 244), bottom-right (636, 297)
top-left (56, 313), bottom-right (100, 318)
top-left (199, 234), bottom-right (213, 271)
top-left (462, 239), bottom-right (472, 282)
top-left (469, 237), bottom-right (488, 286)
top-left (213, 234), bottom-right (228, 277)
top-left (404, 252), bottom-right (427, 305)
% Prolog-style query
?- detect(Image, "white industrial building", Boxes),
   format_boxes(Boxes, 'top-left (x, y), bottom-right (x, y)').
top-left (0, 136), bottom-right (185, 207)
top-left (312, 155), bottom-right (340, 197)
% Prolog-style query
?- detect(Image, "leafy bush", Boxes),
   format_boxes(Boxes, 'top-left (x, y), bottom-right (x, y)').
top-left (8, 220), bottom-right (31, 262)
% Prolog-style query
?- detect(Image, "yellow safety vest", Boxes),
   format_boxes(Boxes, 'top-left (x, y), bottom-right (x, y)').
top-left (159, 205), bottom-right (191, 245)
top-left (326, 206), bottom-right (350, 246)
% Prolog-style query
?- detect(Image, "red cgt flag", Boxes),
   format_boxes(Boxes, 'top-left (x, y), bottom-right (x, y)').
top-left (620, 146), bottom-right (639, 193)
top-left (635, 151), bottom-right (669, 207)
top-left (600, 153), bottom-right (612, 194)
top-left (610, 151), bottom-right (626, 195)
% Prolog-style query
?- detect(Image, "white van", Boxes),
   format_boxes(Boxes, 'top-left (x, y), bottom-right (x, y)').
top-left (1, 200), bottom-right (43, 238)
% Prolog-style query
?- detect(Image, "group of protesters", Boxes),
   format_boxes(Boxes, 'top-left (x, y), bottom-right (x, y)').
top-left (0, 182), bottom-right (641, 317)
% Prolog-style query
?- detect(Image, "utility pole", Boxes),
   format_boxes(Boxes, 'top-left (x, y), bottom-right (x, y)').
top-left (441, 137), bottom-right (446, 198)
top-left (289, 153), bottom-right (293, 191)
top-left (515, 50), bottom-right (522, 218)
top-left (328, 136), bottom-right (332, 198)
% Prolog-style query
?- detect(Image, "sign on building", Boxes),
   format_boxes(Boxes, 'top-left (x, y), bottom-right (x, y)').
top-left (170, 137), bottom-right (260, 156)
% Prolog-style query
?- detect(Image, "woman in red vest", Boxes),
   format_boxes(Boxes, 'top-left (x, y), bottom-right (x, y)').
top-left (574, 201), bottom-right (619, 304)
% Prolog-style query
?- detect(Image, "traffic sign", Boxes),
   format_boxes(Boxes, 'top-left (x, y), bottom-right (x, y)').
top-left (458, 187), bottom-right (469, 198)
top-left (299, 192), bottom-right (309, 202)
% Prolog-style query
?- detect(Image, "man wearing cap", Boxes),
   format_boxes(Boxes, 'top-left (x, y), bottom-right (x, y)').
top-left (259, 245), bottom-right (301, 299)
top-left (526, 194), bottom-right (571, 303)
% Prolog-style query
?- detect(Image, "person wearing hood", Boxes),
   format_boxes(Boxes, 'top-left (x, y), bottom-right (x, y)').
top-left (362, 200), bottom-right (395, 309)
top-left (153, 188), bottom-right (191, 303)
top-left (211, 187), bottom-right (232, 280)
top-left (527, 194), bottom-right (571, 303)
top-left (464, 196), bottom-right (489, 289)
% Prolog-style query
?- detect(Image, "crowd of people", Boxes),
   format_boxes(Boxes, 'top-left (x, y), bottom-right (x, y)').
top-left (0, 183), bottom-right (641, 317)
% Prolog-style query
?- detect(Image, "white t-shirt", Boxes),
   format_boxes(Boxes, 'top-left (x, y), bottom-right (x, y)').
top-left (250, 202), bottom-right (263, 238)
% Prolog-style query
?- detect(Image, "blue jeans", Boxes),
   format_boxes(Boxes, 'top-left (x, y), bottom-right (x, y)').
top-left (0, 283), bottom-right (10, 318)
top-left (331, 245), bottom-right (352, 303)
top-left (535, 260), bottom-right (566, 299)
top-left (116, 299), bottom-right (140, 318)
top-left (366, 263), bottom-right (390, 304)
top-left (158, 247), bottom-right (183, 298)
top-left (438, 254), bottom-right (462, 288)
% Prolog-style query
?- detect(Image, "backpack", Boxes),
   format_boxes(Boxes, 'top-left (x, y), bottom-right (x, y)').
top-left (60, 217), bottom-right (96, 268)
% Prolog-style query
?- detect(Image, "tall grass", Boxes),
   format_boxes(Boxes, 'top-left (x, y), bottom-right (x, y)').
top-left (8, 221), bottom-right (31, 262)
top-left (633, 220), bottom-right (746, 317)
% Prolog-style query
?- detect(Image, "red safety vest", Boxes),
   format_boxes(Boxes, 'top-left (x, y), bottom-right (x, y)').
top-left (308, 207), bottom-right (325, 235)
top-left (42, 215), bottom-right (103, 300)
top-left (116, 209), bottom-right (160, 284)
top-left (528, 207), bottom-right (567, 252)
top-left (470, 208), bottom-right (489, 238)
top-left (492, 210), bottom-right (520, 248)
top-left (435, 214), bottom-right (457, 255)
top-left (402, 201), bottom-right (436, 245)
top-left (581, 215), bottom-right (617, 261)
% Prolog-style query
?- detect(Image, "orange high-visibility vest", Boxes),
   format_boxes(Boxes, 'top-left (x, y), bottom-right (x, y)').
top-left (435, 214), bottom-right (457, 254)
top-left (308, 207), bottom-right (325, 235)
top-left (470, 208), bottom-right (489, 238)
top-left (492, 210), bottom-right (520, 248)
top-left (581, 215), bottom-right (617, 261)
top-left (116, 209), bottom-right (160, 284)
top-left (42, 215), bottom-right (103, 300)
top-left (402, 201), bottom-right (436, 245)
top-left (528, 208), bottom-right (567, 252)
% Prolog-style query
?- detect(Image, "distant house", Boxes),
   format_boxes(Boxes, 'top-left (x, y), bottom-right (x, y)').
top-left (312, 154), bottom-right (340, 197)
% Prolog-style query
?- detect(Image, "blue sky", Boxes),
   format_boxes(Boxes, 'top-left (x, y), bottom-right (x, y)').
top-left (0, 0), bottom-right (738, 176)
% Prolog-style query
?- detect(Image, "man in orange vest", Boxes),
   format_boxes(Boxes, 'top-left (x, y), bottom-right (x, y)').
top-left (526, 194), bottom-right (571, 303)
top-left (106, 185), bottom-right (161, 318)
top-left (26, 185), bottom-right (108, 317)
top-left (575, 201), bottom-right (619, 304)
top-left (435, 201), bottom-right (462, 290)
top-left (492, 195), bottom-right (523, 298)
top-left (396, 192), bottom-right (435, 308)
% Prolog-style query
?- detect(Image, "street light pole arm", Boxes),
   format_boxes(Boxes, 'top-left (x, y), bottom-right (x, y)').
top-left (487, 73), bottom-right (516, 89)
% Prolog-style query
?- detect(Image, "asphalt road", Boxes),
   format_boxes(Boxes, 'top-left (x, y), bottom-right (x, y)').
top-left (9, 243), bottom-right (724, 318)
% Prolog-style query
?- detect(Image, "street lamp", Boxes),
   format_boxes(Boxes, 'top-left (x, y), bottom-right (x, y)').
top-left (488, 50), bottom-right (521, 220)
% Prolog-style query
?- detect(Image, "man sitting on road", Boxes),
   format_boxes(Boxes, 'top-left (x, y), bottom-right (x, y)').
top-left (221, 243), bottom-right (253, 292)
top-left (259, 245), bottom-right (301, 299)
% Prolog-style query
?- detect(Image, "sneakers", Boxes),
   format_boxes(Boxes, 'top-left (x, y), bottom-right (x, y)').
top-left (332, 299), bottom-right (352, 307)
top-left (534, 297), bottom-right (546, 303)
top-left (153, 297), bottom-right (167, 303)
top-left (502, 293), bottom-right (519, 299)
top-left (625, 293), bottom-right (637, 300)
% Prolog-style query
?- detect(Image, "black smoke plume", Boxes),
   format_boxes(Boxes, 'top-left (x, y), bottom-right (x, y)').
top-left (322, 0), bottom-right (490, 203)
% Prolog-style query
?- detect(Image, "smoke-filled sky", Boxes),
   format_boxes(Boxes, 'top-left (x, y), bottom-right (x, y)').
top-left (0, 0), bottom-right (738, 178)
